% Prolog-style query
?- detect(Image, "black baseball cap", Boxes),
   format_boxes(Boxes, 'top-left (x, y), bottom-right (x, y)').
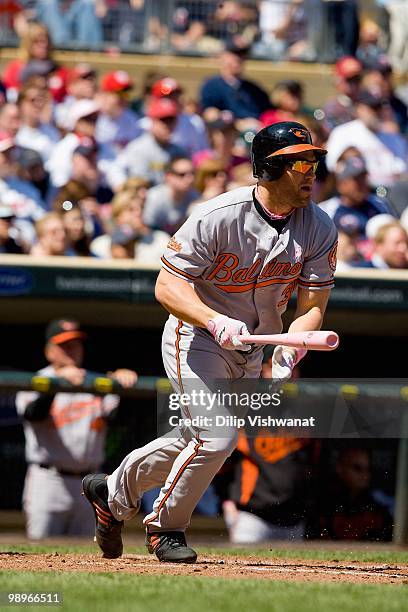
top-left (45, 318), bottom-right (86, 345)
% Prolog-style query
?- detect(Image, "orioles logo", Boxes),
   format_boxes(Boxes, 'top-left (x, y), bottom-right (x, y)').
top-left (328, 241), bottom-right (338, 271)
top-left (289, 127), bottom-right (308, 140)
top-left (167, 236), bottom-right (182, 252)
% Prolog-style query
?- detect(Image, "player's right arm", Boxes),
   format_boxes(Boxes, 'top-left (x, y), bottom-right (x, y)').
top-left (155, 269), bottom-right (250, 351)
top-left (155, 268), bottom-right (218, 327)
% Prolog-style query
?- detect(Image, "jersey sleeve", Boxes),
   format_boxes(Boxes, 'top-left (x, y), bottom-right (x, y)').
top-left (298, 221), bottom-right (338, 291)
top-left (161, 212), bottom-right (215, 281)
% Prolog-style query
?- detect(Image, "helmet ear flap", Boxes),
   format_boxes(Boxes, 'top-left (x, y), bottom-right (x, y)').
top-left (253, 156), bottom-right (286, 181)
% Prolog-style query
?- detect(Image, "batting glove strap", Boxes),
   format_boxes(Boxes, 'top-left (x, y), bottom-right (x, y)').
top-left (271, 345), bottom-right (307, 382)
top-left (206, 314), bottom-right (251, 351)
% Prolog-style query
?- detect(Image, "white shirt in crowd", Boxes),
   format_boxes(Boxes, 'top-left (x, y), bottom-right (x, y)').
top-left (16, 123), bottom-right (61, 163)
top-left (46, 132), bottom-right (118, 189)
top-left (0, 177), bottom-right (45, 245)
top-left (325, 119), bottom-right (408, 187)
top-left (111, 132), bottom-right (186, 189)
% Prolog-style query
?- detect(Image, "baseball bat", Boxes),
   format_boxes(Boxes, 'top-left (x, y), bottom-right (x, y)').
top-left (238, 330), bottom-right (339, 351)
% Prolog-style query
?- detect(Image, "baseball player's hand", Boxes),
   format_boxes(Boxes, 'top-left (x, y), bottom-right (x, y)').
top-left (206, 314), bottom-right (251, 351)
top-left (56, 366), bottom-right (86, 386)
top-left (271, 346), bottom-right (307, 382)
top-left (109, 369), bottom-right (138, 388)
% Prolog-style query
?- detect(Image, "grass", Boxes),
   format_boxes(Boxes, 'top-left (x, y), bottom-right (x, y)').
top-left (0, 571), bottom-right (407, 612)
top-left (1, 542), bottom-right (408, 564)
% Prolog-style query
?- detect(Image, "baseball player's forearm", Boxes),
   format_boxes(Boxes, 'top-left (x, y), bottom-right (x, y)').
top-left (155, 269), bottom-right (218, 327)
top-left (289, 288), bottom-right (331, 333)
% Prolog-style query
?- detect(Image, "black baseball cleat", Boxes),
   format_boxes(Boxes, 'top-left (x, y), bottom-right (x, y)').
top-left (146, 530), bottom-right (197, 563)
top-left (82, 473), bottom-right (123, 559)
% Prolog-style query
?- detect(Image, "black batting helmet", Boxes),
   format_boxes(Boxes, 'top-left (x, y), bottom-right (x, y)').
top-left (251, 121), bottom-right (327, 181)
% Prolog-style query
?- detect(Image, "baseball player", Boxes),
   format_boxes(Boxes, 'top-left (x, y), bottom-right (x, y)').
top-left (83, 121), bottom-right (338, 563)
top-left (16, 319), bottom-right (137, 539)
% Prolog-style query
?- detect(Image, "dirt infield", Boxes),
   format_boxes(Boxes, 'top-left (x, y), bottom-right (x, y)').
top-left (1, 552), bottom-right (407, 585)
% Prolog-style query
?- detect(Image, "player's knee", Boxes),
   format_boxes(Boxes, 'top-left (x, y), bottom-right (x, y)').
top-left (201, 429), bottom-right (238, 456)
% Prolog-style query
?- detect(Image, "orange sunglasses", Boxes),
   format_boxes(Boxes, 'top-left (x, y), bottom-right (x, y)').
top-left (287, 160), bottom-right (319, 174)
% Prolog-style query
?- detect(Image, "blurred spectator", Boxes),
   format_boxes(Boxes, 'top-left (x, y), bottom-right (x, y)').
top-left (318, 447), bottom-right (393, 540)
top-left (386, 176), bottom-right (408, 217)
top-left (360, 222), bottom-right (408, 269)
top-left (15, 317), bottom-right (137, 539)
top-left (0, 202), bottom-right (25, 254)
top-left (112, 97), bottom-right (186, 188)
top-left (32, 0), bottom-right (105, 47)
top-left (145, 77), bottom-right (209, 156)
top-left (60, 202), bottom-right (94, 257)
top-left (194, 158), bottom-right (228, 201)
top-left (96, 70), bottom-right (141, 151)
top-left (170, 0), bottom-right (219, 53)
top-left (365, 213), bottom-right (396, 242)
top-left (269, 79), bottom-right (307, 119)
top-left (30, 211), bottom-right (68, 256)
top-left (55, 64), bottom-right (98, 130)
top-left (71, 142), bottom-right (102, 195)
top-left (14, 147), bottom-right (52, 206)
top-left (0, 103), bottom-right (21, 138)
top-left (110, 224), bottom-right (140, 259)
top-left (319, 156), bottom-right (393, 238)
top-left (335, 228), bottom-right (365, 270)
top-left (200, 45), bottom-right (271, 120)
top-left (15, 83), bottom-right (60, 163)
top-left (361, 56), bottom-right (408, 134)
top-left (386, 0), bottom-right (408, 73)
top-left (143, 156), bottom-right (200, 235)
top-left (90, 181), bottom-right (168, 261)
top-left (213, 0), bottom-right (260, 51)
top-left (102, 0), bottom-right (146, 48)
top-left (255, 0), bottom-right (309, 60)
top-left (325, 90), bottom-right (408, 187)
top-left (195, 110), bottom-right (250, 179)
top-left (53, 178), bottom-right (105, 242)
top-left (321, 56), bottom-right (363, 131)
top-left (324, 0), bottom-right (360, 58)
top-left (0, 135), bottom-right (45, 246)
top-left (2, 22), bottom-right (68, 102)
top-left (47, 100), bottom-right (116, 191)
top-left (130, 69), bottom-right (166, 116)
top-left (356, 19), bottom-right (387, 68)
top-left (222, 349), bottom-right (315, 543)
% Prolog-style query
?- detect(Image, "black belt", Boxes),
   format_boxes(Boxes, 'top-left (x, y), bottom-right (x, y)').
top-left (32, 463), bottom-right (95, 478)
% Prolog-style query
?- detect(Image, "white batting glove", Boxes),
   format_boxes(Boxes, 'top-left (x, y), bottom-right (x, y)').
top-left (207, 314), bottom-right (251, 351)
top-left (272, 346), bottom-right (307, 382)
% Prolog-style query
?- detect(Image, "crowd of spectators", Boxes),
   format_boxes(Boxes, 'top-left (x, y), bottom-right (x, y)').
top-left (0, 2), bottom-right (406, 68)
top-left (1, 17), bottom-right (408, 270)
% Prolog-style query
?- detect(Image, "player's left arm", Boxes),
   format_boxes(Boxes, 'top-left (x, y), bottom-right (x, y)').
top-left (289, 287), bottom-right (331, 333)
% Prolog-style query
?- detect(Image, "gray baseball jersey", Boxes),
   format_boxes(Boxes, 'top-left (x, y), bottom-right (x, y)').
top-left (161, 185), bottom-right (337, 337)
